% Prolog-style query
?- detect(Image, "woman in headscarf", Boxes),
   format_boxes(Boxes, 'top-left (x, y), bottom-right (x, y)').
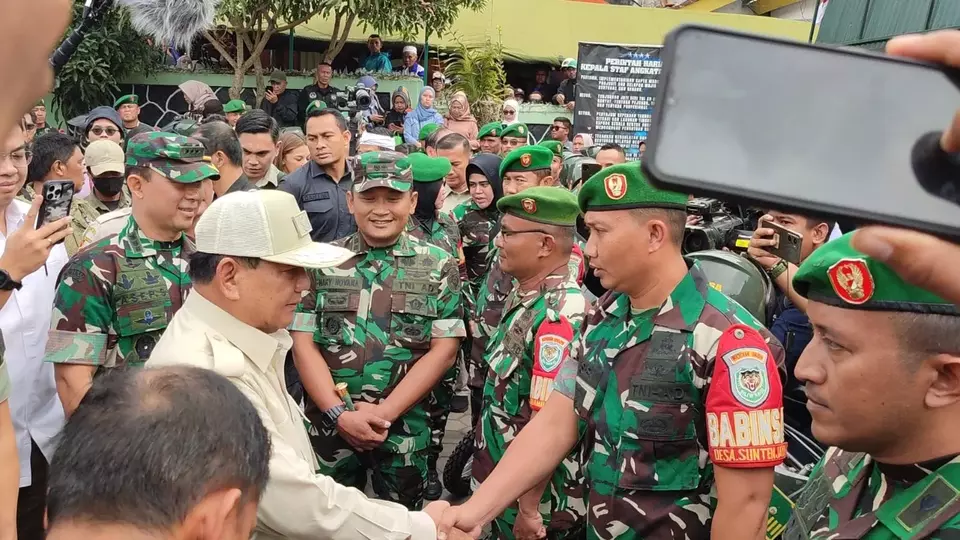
top-left (403, 87), bottom-right (445, 145)
top-left (178, 80), bottom-right (218, 119)
top-left (451, 152), bottom-right (503, 286)
top-left (501, 98), bottom-right (520, 125)
top-left (444, 91), bottom-right (479, 142)
top-left (572, 132), bottom-right (594, 153)
top-left (385, 87), bottom-right (410, 138)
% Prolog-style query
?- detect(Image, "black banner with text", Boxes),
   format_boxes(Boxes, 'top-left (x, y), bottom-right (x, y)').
top-left (575, 43), bottom-right (662, 160)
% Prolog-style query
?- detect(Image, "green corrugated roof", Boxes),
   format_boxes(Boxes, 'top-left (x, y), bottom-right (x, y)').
top-left (817, 0), bottom-right (960, 48)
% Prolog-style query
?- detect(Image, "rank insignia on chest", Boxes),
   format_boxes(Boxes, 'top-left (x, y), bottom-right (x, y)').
top-left (827, 258), bottom-right (874, 305)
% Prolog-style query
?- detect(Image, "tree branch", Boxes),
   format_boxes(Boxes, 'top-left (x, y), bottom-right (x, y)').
top-left (275, 9), bottom-right (324, 33)
top-left (326, 11), bottom-right (356, 62)
top-left (202, 30), bottom-right (239, 69)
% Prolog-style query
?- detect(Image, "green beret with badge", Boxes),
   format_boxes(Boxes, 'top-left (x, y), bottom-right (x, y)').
top-left (125, 132), bottom-right (221, 183)
top-left (500, 123), bottom-right (529, 140)
top-left (577, 162), bottom-right (687, 213)
top-left (478, 122), bottom-right (504, 140)
top-left (418, 123), bottom-right (442, 142)
top-left (499, 145), bottom-right (555, 178)
top-left (407, 153), bottom-right (451, 183)
top-left (305, 100), bottom-right (327, 116)
top-left (114, 94), bottom-right (139, 109)
top-left (538, 139), bottom-right (564, 157)
top-left (353, 151), bottom-right (413, 192)
top-left (497, 186), bottom-right (580, 227)
top-left (793, 232), bottom-right (959, 315)
top-left (224, 100), bottom-right (247, 114)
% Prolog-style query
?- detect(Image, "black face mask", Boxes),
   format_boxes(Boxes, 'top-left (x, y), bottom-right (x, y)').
top-left (93, 175), bottom-right (125, 197)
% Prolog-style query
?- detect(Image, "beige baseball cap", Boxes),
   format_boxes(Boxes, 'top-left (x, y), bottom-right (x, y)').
top-left (85, 139), bottom-right (126, 176)
top-left (195, 191), bottom-right (354, 269)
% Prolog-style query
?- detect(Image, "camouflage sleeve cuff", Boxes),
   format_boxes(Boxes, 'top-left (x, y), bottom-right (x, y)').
top-left (0, 362), bottom-right (9, 402)
top-left (432, 319), bottom-right (466, 339)
top-left (44, 331), bottom-right (108, 365)
top-left (289, 313), bottom-right (318, 333)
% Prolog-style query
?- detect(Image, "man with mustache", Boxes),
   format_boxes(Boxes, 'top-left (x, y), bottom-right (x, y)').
top-left (45, 132), bottom-right (220, 417)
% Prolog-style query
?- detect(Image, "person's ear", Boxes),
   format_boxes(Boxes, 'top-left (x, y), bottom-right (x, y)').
top-left (540, 175), bottom-right (556, 187)
top-left (539, 234), bottom-right (557, 258)
top-left (924, 354), bottom-right (960, 409)
top-left (408, 191), bottom-right (419, 215)
top-left (179, 487), bottom-right (243, 540)
top-left (52, 159), bottom-right (67, 177)
top-left (812, 222), bottom-right (830, 245)
top-left (646, 218), bottom-right (669, 253)
top-left (346, 191), bottom-right (356, 215)
top-left (216, 257), bottom-right (244, 301)
top-left (127, 173), bottom-right (146, 198)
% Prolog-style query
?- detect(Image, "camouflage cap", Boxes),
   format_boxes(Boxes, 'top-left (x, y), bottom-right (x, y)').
top-left (125, 132), bottom-right (221, 184)
top-left (353, 151), bottom-right (413, 193)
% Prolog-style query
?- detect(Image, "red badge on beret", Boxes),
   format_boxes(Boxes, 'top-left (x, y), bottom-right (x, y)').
top-left (828, 259), bottom-right (874, 305)
top-left (520, 153), bottom-right (532, 167)
top-left (604, 173), bottom-right (627, 200)
top-left (521, 198), bottom-right (537, 213)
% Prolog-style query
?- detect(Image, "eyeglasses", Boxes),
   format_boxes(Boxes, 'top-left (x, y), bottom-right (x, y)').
top-left (551, 125), bottom-right (565, 130)
top-left (503, 110), bottom-right (516, 115)
top-left (91, 126), bottom-right (120, 137)
top-left (0, 148), bottom-right (33, 168)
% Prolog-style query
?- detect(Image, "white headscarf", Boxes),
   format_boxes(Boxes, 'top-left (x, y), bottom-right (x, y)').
top-left (357, 131), bottom-right (396, 151)
top-left (502, 98), bottom-right (520, 125)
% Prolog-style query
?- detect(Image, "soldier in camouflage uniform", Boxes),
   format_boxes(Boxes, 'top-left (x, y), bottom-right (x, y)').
top-left (537, 140), bottom-right (564, 186)
top-left (291, 151), bottom-right (466, 510)
top-left (472, 187), bottom-right (587, 539)
top-left (442, 163), bottom-right (787, 540)
top-left (44, 132), bottom-right (220, 416)
top-left (404, 151), bottom-right (464, 500)
top-left (470, 146), bottom-right (584, 423)
top-left (781, 233), bottom-right (960, 539)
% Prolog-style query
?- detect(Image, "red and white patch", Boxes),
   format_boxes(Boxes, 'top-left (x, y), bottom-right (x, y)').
top-left (530, 318), bottom-right (574, 411)
top-left (520, 153), bottom-right (532, 167)
top-left (603, 173), bottom-right (627, 200)
top-left (521, 198), bottom-right (537, 214)
top-left (705, 324), bottom-right (786, 469)
top-left (827, 258), bottom-right (874, 305)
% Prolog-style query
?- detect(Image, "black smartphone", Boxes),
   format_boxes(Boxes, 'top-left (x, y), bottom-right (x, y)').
top-left (643, 25), bottom-right (960, 239)
top-left (37, 180), bottom-right (74, 237)
top-left (581, 163), bottom-right (602, 183)
top-left (760, 219), bottom-right (803, 266)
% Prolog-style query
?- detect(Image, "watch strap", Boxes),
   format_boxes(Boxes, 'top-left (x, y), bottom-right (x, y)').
top-left (768, 260), bottom-right (789, 280)
top-left (0, 269), bottom-right (22, 291)
top-left (321, 403), bottom-right (346, 429)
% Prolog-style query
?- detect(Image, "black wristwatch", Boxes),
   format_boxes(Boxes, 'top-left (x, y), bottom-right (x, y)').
top-left (0, 270), bottom-right (22, 291)
top-left (321, 404), bottom-right (347, 429)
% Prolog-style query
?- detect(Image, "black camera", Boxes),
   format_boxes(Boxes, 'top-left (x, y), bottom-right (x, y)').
top-left (682, 197), bottom-right (756, 254)
top-left (325, 85), bottom-right (374, 111)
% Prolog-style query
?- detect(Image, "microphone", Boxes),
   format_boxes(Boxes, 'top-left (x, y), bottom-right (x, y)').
top-left (116, 0), bottom-right (220, 48)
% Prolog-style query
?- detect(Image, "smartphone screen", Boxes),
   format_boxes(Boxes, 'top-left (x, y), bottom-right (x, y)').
top-left (646, 25), bottom-right (960, 237)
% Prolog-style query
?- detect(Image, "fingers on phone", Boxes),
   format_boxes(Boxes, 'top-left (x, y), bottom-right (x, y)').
top-left (48, 225), bottom-right (73, 244)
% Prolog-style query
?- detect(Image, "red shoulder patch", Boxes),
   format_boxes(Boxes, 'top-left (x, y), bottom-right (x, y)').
top-left (705, 324), bottom-right (786, 468)
top-left (530, 318), bottom-right (574, 411)
top-left (570, 244), bottom-right (586, 286)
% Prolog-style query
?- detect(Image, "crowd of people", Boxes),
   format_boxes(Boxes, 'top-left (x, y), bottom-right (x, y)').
top-left (3, 3), bottom-right (960, 539)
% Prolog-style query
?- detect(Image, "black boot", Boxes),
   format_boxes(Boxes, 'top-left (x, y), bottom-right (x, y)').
top-left (425, 454), bottom-right (443, 500)
top-left (450, 393), bottom-right (469, 413)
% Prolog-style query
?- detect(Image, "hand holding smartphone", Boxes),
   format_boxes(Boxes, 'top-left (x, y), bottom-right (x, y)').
top-left (753, 218), bottom-right (803, 266)
top-left (36, 180), bottom-right (74, 234)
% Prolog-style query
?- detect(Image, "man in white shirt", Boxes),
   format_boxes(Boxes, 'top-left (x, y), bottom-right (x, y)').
top-left (148, 190), bottom-right (464, 539)
top-left (0, 122), bottom-right (72, 539)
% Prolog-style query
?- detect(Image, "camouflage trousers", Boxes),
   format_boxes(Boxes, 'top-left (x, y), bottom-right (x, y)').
top-left (318, 446), bottom-right (429, 511)
top-left (427, 361), bottom-right (459, 463)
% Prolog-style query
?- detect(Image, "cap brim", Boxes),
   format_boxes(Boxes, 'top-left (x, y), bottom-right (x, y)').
top-left (354, 179), bottom-right (412, 193)
top-left (261, 242), bottom-right (355, 269)
top-left (159, 161), bottom-right (221, 183)
top-left (90, 163), bottom-right (125, 176)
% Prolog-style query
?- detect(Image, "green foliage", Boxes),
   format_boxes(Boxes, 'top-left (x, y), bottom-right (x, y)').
top-left (54, 5), bottom-right (164, 123)
top-left (441, 31), bottom-right (506, 126)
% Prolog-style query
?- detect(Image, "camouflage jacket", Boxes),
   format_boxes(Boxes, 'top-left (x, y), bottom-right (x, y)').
top-left (45, 215), bottom-right (194, 370)
top-left (405, 213), bottom-right (460, 258)
top-left (473, 271), bottom-right (588, 532)
top-left (292, 231), bottom-right (466, 454)
top-left (83, 189), bottom-right (132, 215)
top-left (450, 200), bottom-right (499, 285)
top-left (784, 447), bottom-right (960, 540)
top-left (468, 246), bottom-right (584, 389)
top-left (559, 262), bottom-right (786, 539)
top-left (66, 198), bottom-right (103, 256)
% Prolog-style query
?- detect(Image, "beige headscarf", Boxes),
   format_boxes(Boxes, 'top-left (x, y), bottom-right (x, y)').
top-left (446, 91), bottom-right (476, 123)
top-left (178, 80), bottom-right (218, 112)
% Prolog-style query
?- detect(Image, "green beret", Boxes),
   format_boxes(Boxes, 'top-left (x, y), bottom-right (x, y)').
top-left (305, 100), bottom-right (327, 116)
top-left (418, 123), bottom-right (442, 141)
top-left (500, 123), bottom-right (529, 139)
top-left (497, 186), bottom-right (580, 226)
top-left (407, 153), bottom-right (451, 183)
top-left (224, 100), bottom-right (247, 114)
top-left (478, 122), bottom-right (504, 140)
top-left (578, 162), bottom-right (687, 212)
top-left (499, 146), bottom-right (554, 178)
top-left (538, 139), bottom-right (564, 157)
top-left (793, 232), bottom-right (958, 315)
top-left (113, 94), bottom-right (139, 109)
